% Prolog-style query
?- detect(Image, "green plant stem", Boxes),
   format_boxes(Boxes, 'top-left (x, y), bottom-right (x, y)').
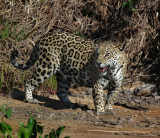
top-left (0, 130), bottom-right (5, 137)
top-left (2, 116), bottom-right (4, 122)
top-left (3, 123), bottom-right (13, 138)
top-left (0, 68), bottom-right (4, 89)
top-left (1, 116), bottom-right (13, 138)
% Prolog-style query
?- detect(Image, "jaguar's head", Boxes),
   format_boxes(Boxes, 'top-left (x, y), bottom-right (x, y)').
top-left (96, 42), bottom-right (120, 75)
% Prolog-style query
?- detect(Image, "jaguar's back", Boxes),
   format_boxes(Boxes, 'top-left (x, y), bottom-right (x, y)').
top-left (11, 32), bottom-right (95, 71)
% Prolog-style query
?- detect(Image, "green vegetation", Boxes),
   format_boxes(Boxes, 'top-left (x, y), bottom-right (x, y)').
top-left (0, 104), bottom-right (12, 138)
top-left (0, 104), bottom-right (70, 138)
top-left (0, 68), bottom-right (4, 89)
top-left (43, 76), bottom-right (57, 92)
top-left (0, 20), bottom-right (26, 41)
top-left (0, 52), bottom-right (14, 95)
top-left (0, 21), bottom-right (10, 40)
top-left (123, 0), bottom-right (137, 12)
top-left (0, 0), bottom-right (159, 109)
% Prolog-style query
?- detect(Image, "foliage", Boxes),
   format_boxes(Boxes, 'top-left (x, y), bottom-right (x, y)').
top-left (0, 20), bottom-right (26, 41)
top-left (0, 104), bottom-right (70, 138)
top-left (0, 53), bottom-right (15, 95)
top-left (0, 21), bottom-right (10, 40)
top-left (46, 76), bottom-right (57, 91)
top-left (18, 117), bottom-right (43, 138)
top-left (42, 76), bottom-right (57, 94)
top-left (122, 0), bottom-right (137, 12)
top-left (0, 104), bottom-right (12, 138)
top-left (44, 126), bottom-right (69, 138)
top-left (0, 0), bottom-right (159, 96)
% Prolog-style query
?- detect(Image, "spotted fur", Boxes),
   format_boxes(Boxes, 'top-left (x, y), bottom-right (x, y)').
top-left (10, 31), bottom-right (127, 115)
top-left (95, 41), bottom-right (127, 114)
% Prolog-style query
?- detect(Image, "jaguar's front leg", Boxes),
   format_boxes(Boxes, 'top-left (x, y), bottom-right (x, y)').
top-left (56, 79), bottom-right (78, 109)
top-left (105, 67), bottom-right (124, 115)
top-left (105, 87), bottom-right (121, 115)
top-left (93, 78), bottom-right (108, 115)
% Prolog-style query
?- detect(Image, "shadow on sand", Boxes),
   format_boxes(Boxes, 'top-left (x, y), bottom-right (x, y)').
top-left (12, 88), bottom-right (89, 111)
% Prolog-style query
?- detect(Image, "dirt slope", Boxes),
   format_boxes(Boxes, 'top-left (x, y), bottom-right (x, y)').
top-left (0, 87), bottom-right (160, 138)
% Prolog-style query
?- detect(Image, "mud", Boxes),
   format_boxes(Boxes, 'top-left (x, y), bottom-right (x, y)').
top-left (0, 85), bottom-right (160, 138)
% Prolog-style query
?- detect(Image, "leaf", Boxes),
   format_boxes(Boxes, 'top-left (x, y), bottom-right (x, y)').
top-left (18, 117), bottom-right (38, 138)
top-left (5, 107), bottom-right (12, 118)
top-left (0, 122), bottom-right (12, 135)
top-left (27, 117), bottom-right (38, 137)
top-left (44, 135), bottom-right (49, 138)
top-left (27, 117), bottom-right (37, 129)
top-left (18, 126), bottom-right (32, 138)
top-left (37, 124), bottom-right (43, 135)
top-left (132, 8), bottom-right (137, 12)
top-left (0, 106), bottom-right (3, 112)
top-left (122, 1), bottom-right (128, 8)
top-left (128, 0), bottom-right (133, 5)
top-left (19, 122), bottom-right (24, 126)
top-left (0, 104), bottom-right (12, 118)
top-left (56, 126), bottom-right (65, 137)
top-left (49, 129), bottom-right (56, 138)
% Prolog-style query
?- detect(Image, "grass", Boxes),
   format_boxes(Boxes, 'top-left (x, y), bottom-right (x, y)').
top-left (0, 21), bottom-right (57, 94)
top-left (0, 20), bottom-right (26, 41)
top-left (0, 0), bottom-right (159, 97)
top-left (42, 76), bottom-right (57, 93)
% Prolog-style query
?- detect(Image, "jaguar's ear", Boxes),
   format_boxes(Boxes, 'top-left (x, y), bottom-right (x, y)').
top-left (94, 44), bottom-right (99, 52)
top-left (94, 44), bottom-right (98, 49)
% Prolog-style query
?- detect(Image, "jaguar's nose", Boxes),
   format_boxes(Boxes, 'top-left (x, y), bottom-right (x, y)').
top-left (95, 61), bottom-right (101, 68)
top-left (97, 61), bottom-right (102, 66)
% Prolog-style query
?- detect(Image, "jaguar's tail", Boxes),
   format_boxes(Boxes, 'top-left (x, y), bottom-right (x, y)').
top-left (10, 42), bottom-right (39, 70)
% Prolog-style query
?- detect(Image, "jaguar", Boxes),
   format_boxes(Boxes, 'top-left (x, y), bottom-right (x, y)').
top-left (10, 31), bottom-right (127, 115)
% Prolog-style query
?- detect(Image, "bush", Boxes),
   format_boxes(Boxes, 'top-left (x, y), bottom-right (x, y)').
top-left (0, 0), bottom-right (159, 90)
top-left (0, 104), bottom-right (69, 138)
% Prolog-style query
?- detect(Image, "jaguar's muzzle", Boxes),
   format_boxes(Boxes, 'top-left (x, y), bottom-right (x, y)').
top-left (98, 67), bottom-right (107, 72)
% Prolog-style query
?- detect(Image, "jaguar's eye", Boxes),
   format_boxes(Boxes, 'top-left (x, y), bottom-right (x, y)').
top-left (105, 52), bottom-right (109, 57)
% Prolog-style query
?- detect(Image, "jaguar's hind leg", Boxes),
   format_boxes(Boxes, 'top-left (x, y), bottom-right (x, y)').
top-left (25, 60), bottom-right (55, 103)
top-left (56, 75), bottom-right (78, 108)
